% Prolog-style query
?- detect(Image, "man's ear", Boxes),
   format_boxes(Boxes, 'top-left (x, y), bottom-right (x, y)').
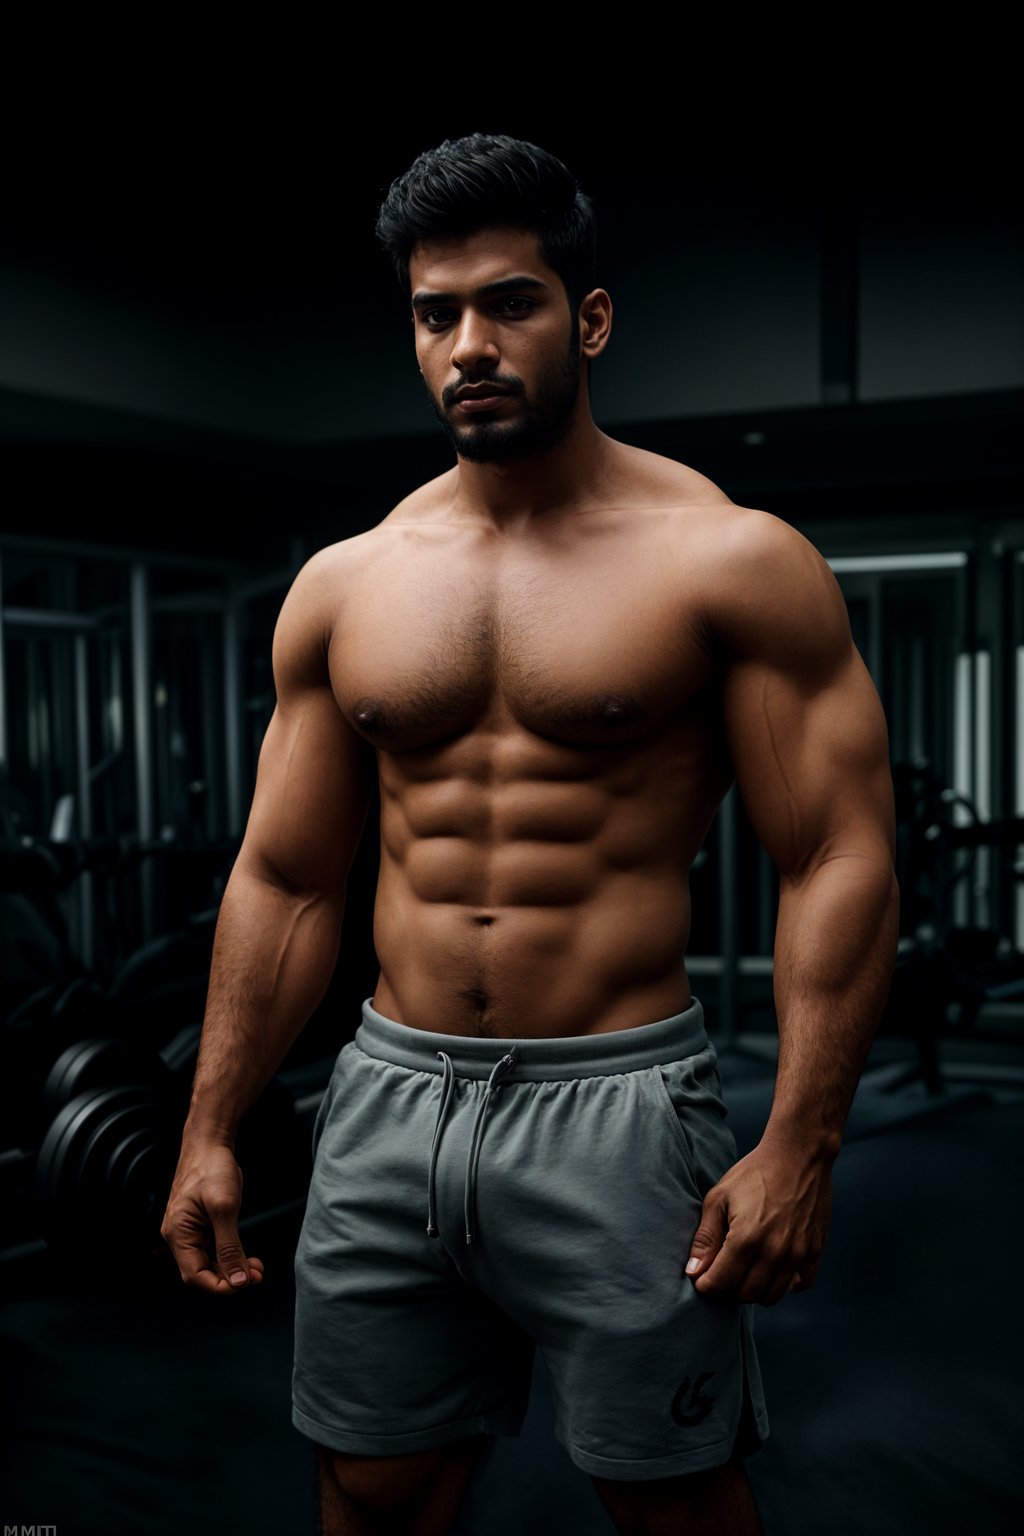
top-left (579, 288), bottom-right (612, 359)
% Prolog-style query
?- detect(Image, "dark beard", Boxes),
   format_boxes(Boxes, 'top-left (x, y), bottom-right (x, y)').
top-left (426, 320), bottom-right (582, 465)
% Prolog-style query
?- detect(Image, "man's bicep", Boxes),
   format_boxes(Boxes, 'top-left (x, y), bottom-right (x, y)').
top-left (722, 643), bottom-right (895, 880)
top-left (240, 691), bottom-right (375, 898)
top-left (236, 558), bottom-right (375, 898)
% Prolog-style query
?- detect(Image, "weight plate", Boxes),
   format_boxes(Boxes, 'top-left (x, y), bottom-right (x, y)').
top-left (42, 1038), bottom-right (169, 1121)
top-left (36, 1085), bottom-right (161, 1209)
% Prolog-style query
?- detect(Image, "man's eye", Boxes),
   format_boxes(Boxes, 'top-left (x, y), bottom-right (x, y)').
top-left (498, 296), bottom-right (534, 314)
top-left (423, 309), bottom-right (454, 328)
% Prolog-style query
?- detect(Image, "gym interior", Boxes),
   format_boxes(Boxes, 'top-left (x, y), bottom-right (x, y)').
top-left (1, 110), bottom-right (1022, 1535)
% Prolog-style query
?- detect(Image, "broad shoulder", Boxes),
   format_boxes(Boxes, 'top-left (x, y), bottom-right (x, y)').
top-left (282, 531), bottom-right (375, 610)
top-left (693, 506), bottom-right (851, 672)
top-left (274, 480), bottom-right (456, 653)
top-left (695, 503), bottom-right (828, 570)
top-left (271, 532), bottom-right (381, 680)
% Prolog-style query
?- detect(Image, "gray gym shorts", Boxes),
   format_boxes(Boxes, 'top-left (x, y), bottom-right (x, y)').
top-left (291, 995), bottom-right (770, 1481)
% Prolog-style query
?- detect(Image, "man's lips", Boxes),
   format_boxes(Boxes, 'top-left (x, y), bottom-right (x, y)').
top-left (452, 384), bottom-right (513, 413)
top-left (455, 392), bottom-right (511, 413)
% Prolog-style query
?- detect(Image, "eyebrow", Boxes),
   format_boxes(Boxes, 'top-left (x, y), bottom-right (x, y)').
top-left (410, 275), bottom-right (550, 309)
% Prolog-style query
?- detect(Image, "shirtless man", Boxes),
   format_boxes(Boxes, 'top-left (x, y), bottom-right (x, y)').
top-left (161, 134), bottom-right (899, 1536)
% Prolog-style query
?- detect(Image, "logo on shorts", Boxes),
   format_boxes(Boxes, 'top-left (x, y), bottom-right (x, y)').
top-left (671, 1370), bottom-right (717, 1427)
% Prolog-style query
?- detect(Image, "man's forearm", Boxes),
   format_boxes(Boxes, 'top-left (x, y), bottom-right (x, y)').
top-left (184, 861), bottom-right (345, 1144)
top-left (762, 852), bottom-right (899, 1162)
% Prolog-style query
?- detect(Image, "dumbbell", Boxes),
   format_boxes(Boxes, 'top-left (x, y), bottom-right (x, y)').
top-left (33, 1027), bottom-right (200, 1259)
top-left (33, 1028), bottom-right (314, 1265)
top-left (2, 977), bottom-right (109, 1148)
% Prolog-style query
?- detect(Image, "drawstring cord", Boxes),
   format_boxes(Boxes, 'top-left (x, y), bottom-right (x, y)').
top-left (425, 1053), bottom-right (455, 1238)
top-left (426, 1047), bottom-right (519, 1244)
top-left (464, 1049), bottom-right (518, 1244)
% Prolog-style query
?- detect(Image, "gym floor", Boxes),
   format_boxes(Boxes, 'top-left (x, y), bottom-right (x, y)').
top-left (2, 1025), bottom-right (1021, 1536)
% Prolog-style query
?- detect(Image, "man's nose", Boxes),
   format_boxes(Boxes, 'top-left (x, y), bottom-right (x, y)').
top-left (450, 310), bottom-right (499, 373)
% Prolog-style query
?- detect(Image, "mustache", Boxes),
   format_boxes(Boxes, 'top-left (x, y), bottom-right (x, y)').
top-left (440, 374), bottom-right (522, 408)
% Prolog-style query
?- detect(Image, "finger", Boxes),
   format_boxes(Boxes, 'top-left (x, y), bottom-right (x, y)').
top-left (700, 1232), bottom-right (807, 1304)
top-left (181, 1250), bottom-right (262, 1295)
top-left (692, 1230), bottom-right (757, 1300)
top-left (685, 1199), bottom-right (728, 1282)
top-left (162, 1216), bottom-right (264, 1293)
top-left (209, 1209), bottom-right (252, 1288)
top-left (174, 1234), bottom-right (241, 1294)
top-left (165, 1212), bottom-right (218, 1287)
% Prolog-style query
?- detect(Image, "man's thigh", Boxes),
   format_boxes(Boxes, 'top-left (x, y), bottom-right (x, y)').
top-left (592, 1449), bottom-right (765, 1536)
top-left (315, 1436), bottom-right (489, 1536)
top-left (470, 1045), bottom-right (770, 1480)
top-left (292, 1041), bottom-right (533, 1453)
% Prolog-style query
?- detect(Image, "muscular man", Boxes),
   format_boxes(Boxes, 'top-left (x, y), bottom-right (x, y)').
top-left (162, 134), bottom-right (899, 1536)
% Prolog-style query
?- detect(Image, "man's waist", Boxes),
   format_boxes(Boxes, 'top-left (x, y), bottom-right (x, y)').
top-left (354, 993), bottom-right (709, 1080)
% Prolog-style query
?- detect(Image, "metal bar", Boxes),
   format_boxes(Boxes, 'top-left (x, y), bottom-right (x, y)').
top-left (108, 629), bottom-right (125, 756)
top-left (26, 640), bottom-right (41, 774)
top-left (50, 571), bottom-right (73, 836)
top-left (717, 786), bottom-right (739, 1046)
top-left (952, 651), bottom-right (973, 928)
top-left (0, 532), bottom-right (233, 573)
top-left (685, 956), bottom-right (775, 976)
top-left (826, 553), bottom-right (968, 573)
top-left (2, 606), bottom-right (100, 631)
top-left (130, 563), bottom-right (155, 940)
top-left (73, 630), bottom-right (94, 969)
top-left (973, 650), bottom-right (991, 929)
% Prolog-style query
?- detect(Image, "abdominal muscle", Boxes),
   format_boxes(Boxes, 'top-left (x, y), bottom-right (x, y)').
top-left (369, 753), bottom-right (701, 1039)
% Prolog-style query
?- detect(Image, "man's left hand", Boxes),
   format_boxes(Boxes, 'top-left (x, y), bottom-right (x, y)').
top-left (683, 1139), bottom-right (834, 1306)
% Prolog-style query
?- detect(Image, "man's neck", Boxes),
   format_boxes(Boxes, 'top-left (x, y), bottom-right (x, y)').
top-left (451, 414), bottom-right (614, 534)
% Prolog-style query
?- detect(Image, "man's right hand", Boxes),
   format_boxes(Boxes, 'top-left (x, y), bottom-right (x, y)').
top-left (160, 1140), bottom-right (265, 1294)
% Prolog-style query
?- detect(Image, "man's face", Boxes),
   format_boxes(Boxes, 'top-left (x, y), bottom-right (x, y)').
top-left (408, 226), bottom-right (582, 464)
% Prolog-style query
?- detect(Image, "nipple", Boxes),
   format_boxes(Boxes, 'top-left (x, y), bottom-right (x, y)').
top-left (597, 693), bottom-right (634, 723)
top-left (353, 696), bottom-right (385, 728)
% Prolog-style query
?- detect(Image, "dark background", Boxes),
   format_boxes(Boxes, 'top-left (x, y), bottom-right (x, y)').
top-left (1, 61), bottom-right (1022, 1536)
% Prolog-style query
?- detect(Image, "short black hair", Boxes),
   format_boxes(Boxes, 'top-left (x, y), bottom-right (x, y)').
top-left (375, 133), bottom-right (597, 314)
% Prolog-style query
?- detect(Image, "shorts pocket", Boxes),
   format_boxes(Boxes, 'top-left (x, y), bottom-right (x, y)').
top-left (647, 1053), bottom-right (737, 1200)
top-left (310, 1045), bottom-right (349, 1159)
top-left (310, 1079), bottom-right (335, 1160)
top-left (647, 1063), bottom-right (703, 1198)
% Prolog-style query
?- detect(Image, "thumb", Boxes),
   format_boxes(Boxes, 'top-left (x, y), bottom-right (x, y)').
top-left (211, 1213), bottom-right (251, 1287)
top-left (685, 1201), bottom-right (727, 1278)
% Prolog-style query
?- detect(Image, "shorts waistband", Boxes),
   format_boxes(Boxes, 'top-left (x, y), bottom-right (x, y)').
top-left (355, 995), bottom-right (709, 1082)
